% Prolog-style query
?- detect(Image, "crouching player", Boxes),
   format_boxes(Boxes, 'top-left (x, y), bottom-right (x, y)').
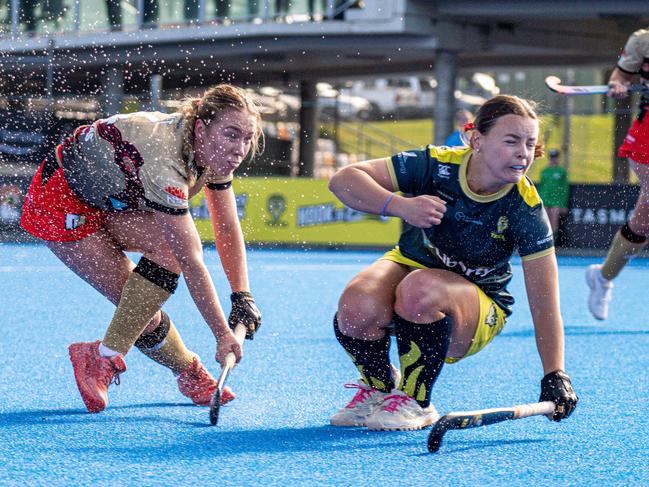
top-left (20, 84), bottom-right (262, 412)
top-left (328, 95), bottom-right (578, 430)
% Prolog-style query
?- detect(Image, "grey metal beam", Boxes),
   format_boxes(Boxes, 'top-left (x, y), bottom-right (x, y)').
top-left (298, 80), bottom-right (318, 177)
top-left (431, 0), bottom-right (649, 19)
top-left (433, 50), bottom-right (457, 146)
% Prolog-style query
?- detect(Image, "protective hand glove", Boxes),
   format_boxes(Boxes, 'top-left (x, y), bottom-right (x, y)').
top-left (228, 291), bottom-right (262, 340)
top-left (539, 370), bottom-right (578, 421)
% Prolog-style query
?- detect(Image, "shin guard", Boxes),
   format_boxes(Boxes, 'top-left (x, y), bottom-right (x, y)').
top-left (102, 257), bottom-right (179, 356)
top-left (601, 224), bottom-right (648, 280)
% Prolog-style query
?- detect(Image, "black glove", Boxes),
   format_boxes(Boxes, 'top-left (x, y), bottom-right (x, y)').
top-left (229, 291), bottom-right (261, 340)
top-left (539, 370), bottom-right (578, 421)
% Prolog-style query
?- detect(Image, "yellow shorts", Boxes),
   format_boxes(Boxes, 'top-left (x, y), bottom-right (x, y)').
top-left (380, 248), bottom-right (507, 364)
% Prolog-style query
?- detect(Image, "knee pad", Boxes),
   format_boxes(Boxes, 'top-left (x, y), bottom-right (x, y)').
top-left (133, 257), bottom-right (179, 294)
top-left (621, 223), bottom-right (647, 244)
top-left (135, 311), bottom-right (171, 350)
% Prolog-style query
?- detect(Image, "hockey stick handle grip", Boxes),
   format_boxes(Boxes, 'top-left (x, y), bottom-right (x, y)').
top-left (223, 323), bottom-right (248, 370)
top-left (514, 401), bottom-right (555, 419)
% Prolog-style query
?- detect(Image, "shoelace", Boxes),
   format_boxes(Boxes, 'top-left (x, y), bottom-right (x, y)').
top-left (184, 363), bottom-right (214, 392)
top-left (343, 383), bottom-right (374, 408)
top-left (382, 393), bottom-right (413, 413)
top-left (192, 370), bottom-right (213, 390)
top-left (99, 362), bottom-right (121, 387)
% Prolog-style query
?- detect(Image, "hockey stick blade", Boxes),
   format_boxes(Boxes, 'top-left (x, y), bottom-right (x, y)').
top-left (427, 401), bottom-right (555, 453)
top-left (209, 323), bottom-right (247, 426)
top-left (545, 76), bottom-right (649, 96)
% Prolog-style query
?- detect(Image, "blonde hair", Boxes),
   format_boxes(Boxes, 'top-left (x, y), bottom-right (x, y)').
top-left (179, 84), bottom-right (264, 172)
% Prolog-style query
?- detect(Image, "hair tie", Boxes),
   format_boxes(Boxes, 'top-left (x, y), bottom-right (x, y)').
top-left (380, 193), bottom-right (395, 217)
top-left (463, 122), bottom-right (475, 132)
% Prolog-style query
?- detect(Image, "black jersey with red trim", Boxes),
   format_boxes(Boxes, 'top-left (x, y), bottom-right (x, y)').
top-left (387, 145), bottom-right (554, 315)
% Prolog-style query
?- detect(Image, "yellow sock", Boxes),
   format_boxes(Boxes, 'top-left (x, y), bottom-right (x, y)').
top-left (601, 228), bottom-right (647, 280)
top-left (103, 259), bottom-right (177, 356)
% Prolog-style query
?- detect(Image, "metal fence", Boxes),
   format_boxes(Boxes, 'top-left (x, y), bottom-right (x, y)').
top-left (0, 0), bottom-right (357, 35)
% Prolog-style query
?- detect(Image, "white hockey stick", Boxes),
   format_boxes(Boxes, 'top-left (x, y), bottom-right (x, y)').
top-left (209, 323), bottom-right (247, 426)
top-left (545, 76), bottom-right (649, 96)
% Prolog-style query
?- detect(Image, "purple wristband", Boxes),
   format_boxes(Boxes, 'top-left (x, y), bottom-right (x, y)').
top-left (380, 193), bottom-right (395, 217)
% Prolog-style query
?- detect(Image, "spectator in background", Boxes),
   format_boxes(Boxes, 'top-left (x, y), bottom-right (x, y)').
top-left (21, 0), bottom-right (67, 32)
top-left (18, 0), bottom-right (37, 33)
top-left (106, 0), bottom-right (158, 30)
top-left (141, 0), bottom-right (158, 27)
top-left (275, 0), bottom-right (290, 20)
top-left (248, 1), bottom-right (260, 21)
top-left (185, 0), bottom-right (230, 24)
top-left (537, 149), bottom-right (569, 241)
top-left (215, 0), bottom-right (231, 22)
top-left (308, 0), bottom-right (327, 19)
top-left (444, 109), bottom-right (473, 147)
top-left (105, 0), bottom-right (121, 30)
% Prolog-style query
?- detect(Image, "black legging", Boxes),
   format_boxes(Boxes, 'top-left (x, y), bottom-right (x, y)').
top-left (106, 0), bottom-right (158, 29)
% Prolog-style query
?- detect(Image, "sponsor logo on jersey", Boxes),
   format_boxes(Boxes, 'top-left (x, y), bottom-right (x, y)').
top-left (397, 151), bottom-right (416, 174)
top-left (108, 197), bottom-right (128, 210)
top-left (435, 189), bottom-right (458, 205)
top-left (537, 234), bottom-right (553, 246)
top-left (485, 304), bottom-right (498, 327)
top-left (65, 213), bottom-right (86, 230)
top-left (421, 229), bottom-right (494, 278)
top-left (81, 126), bottom-right (95, 142)
top-left (165, 186), bottom-right (188, 206)
top-left (491, 216), bottom-right (508, 240)
top-left (455, 212), bottom-right (483, 225)
top-left (437, 164), bottom-right (451, 178)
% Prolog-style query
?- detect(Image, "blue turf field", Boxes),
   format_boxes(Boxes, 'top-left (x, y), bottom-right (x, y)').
top-left (1, 244), bottom-right (647, 485)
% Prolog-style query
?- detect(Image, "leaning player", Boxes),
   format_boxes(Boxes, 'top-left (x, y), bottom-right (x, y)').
top-left (328, 95), bottom-right (578, 430)
top-left (586, 27), bottom-right (649, 320)
top-left (20, 84), bottom-right (262, 413)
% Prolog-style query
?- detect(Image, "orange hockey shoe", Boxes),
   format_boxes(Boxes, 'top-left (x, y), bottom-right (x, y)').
top-left (68, 340), bottom-right (127, 413)
top-left (177, 357), bottom-right (235, 406)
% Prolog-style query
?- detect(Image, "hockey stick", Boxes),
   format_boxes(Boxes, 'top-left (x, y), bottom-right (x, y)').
top-left (545, 75), bottom-right (649, 96)
top-left (209, 323), bottom-right (247, 426)
top-left (427, 401), bottom-right (555, 453)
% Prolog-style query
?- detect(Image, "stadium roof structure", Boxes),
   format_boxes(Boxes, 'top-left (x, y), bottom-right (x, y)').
top-left (0, 0), bottom-right (647, 94)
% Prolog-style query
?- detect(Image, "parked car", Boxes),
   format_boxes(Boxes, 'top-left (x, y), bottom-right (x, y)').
top-left (339, 73), bottom-right (500, 119)
top-left (271, 83), bottom-right (375, 121)
top-left (316, 82), bottom-right (374, 121)
top-left (340, 77), bottom-right (408, 118)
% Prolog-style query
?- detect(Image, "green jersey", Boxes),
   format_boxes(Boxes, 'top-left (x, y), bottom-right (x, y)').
top-left (538, 165), bottom-right (569, 208)
top-left (387, 145), bottom-right (554, 315)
